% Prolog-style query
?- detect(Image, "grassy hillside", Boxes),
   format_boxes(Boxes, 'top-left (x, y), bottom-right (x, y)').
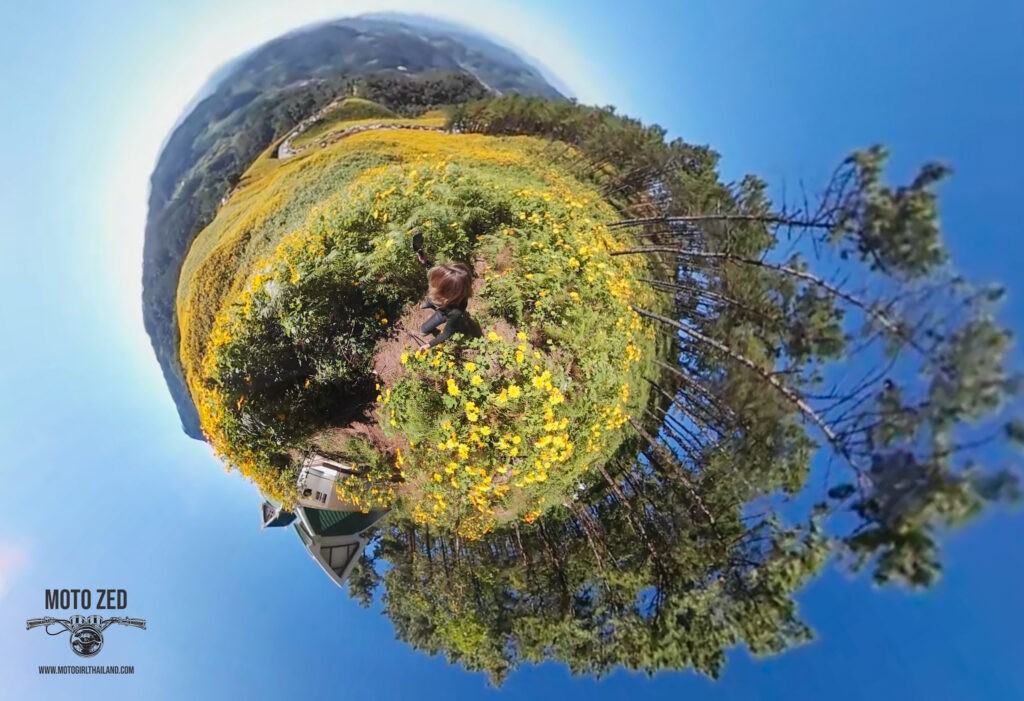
top-left (290, 97), bottom-right (398, 147)
top-left (177, 108), bottom-right (669, 534)
top-left (143, 17), bottom-right (565, 439)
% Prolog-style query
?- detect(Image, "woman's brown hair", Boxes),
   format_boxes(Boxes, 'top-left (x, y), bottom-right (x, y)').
top-left (427, 263), bottom-right (473, 308)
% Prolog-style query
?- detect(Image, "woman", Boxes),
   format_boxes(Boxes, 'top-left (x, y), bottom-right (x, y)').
top-left (414, 231), bottom-right (473, 350)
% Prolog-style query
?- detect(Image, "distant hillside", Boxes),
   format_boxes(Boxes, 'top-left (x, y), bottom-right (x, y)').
top-left (351, 13), bottom-right (572, 98)
top-left (142, 15), bottom-right (565, 439)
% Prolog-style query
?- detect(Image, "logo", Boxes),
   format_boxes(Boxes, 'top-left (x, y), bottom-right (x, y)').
top-left (27, 616), bottom-right (146, 657)
top-left (27, 589), bottom-right (145, 658)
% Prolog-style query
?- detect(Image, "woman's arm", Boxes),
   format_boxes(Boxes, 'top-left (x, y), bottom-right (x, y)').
top-left (413, 230), bottom-right (431, 268)
top-left (425, 309), bottom-right (463, 348)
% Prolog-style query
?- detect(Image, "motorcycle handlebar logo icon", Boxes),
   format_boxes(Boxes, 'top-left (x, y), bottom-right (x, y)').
top-left (26, 615), bottom-right (146, 657)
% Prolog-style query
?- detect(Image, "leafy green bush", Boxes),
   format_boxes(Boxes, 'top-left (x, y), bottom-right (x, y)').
top-left (191, 129), bottom-right (664, 521)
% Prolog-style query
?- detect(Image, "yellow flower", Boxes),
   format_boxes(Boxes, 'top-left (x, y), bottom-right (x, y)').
top-left (507, 384), bottom-right (522, 399)
top-left (465, 361), bottom-right (477, 372)
top-left (515, 350), bottom-right (525, 364)
top-left (516, 331), bottom-right (527, 341)
top-left (447, 378), bottom-right (460, 396)
top-left (381, 318), bottom-right (388, 325)
top-left (433, 473), bottom-right (442, 482)
top-left (400, 352), bottom-right (409, 365)
top-left (487, 331), bottom-right (501, 342)
top-left (471, 374), bottom-right (483, 386)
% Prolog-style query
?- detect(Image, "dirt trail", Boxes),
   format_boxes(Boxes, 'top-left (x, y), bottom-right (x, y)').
top-left (278, 121), bottom-right (446, 159)
top-left (373, 256), bottom-right (484, 384)
top-left (310, 263), bottom-right (492, 461)
top-left (308, 223), bottom-right (524, 465)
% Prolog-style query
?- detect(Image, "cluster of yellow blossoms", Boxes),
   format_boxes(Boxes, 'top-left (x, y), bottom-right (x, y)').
top-left (186, 129), bottom-right (664, 525)
top-left (387, 332), bottom-right (583, 531)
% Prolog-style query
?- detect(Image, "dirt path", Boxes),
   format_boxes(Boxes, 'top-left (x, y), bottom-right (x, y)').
top-left (278, 120), bottom-right (446, 159)
top-left (370, 254), bottom-right (521, 386)
top-left (303, 258), bottom-right (490, 461)
top-left (299, 187), bottom-right (522, 469)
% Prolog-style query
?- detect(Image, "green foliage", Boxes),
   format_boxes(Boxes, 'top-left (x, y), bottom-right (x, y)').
top-left (448, 95), bottom-right (719, 210)
top-left (843, 458), bottom-right (1019, 587)
top-left (358, 71), bottom-right (489, 115)
top-left (832, 146), bottom-right (949, 276)
top-left (144, 18), bottom-right (561, 436)
top-left (291, 97), bottom-right (397, 147)
top-left (190, 133), bottom-right (663, 516)
top-left (160, 73), bottom-right (1019, 679)
top-left (356, 464), bottom-right (830, 684)
top-left (177, 148), bottom-right (394, 403)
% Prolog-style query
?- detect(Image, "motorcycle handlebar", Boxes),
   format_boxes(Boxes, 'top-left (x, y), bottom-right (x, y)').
top-left (27, 616), bottom-right (145, 631)
top-left (110, 617), bottom-right (146, 630)
top-left (26, 617), bottom-right (59, 630)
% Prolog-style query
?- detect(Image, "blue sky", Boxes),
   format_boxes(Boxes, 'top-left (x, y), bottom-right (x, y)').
top-left (0, 0), bottom-right (1022, 698)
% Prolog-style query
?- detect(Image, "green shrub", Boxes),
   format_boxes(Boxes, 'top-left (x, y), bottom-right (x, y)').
top-left (190, 129), bottom-right (664, 526)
